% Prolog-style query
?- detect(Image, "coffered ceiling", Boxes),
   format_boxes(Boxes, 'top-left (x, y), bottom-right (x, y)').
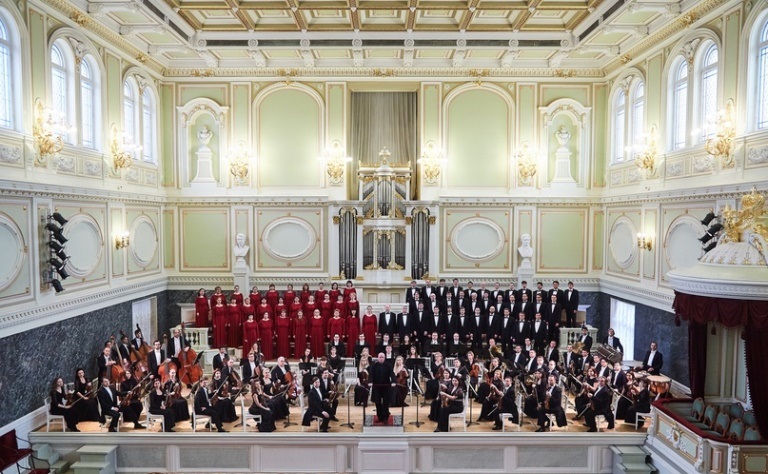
top-left (72, 0), bottom-right (697, 75)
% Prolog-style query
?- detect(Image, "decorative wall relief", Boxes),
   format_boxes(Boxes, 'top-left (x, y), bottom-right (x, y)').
top-left (608, 216), bottom-right (638, 270)
top-left (691, 155), bottom-right (712, 174)
top-left (55, 156), bottom-right (76, 173)
top-left (0, 213), bottom-right (26, 292)
top-left (664, 215), bottom-right (705, 272)
top-left (539, 98), bottom-right (591, 187)
top-left (449, 218), bottom-right (505, 262)
top-left (262, 218), bottom-right (317, 262)
top-left (177, 98), bottom-right (229, 187)
top-left (747, 145), bottom-right (768, 166)
top-left (130, 215), bottom-right (158, 268)
top-left (84, 160), bottom-right (102, 176)
top-left (666, 161), bottom-right (683, 177)
top-left (62, 213), bottom-right (104, 279)
top-left (0, 144), bottom-right (22, 165)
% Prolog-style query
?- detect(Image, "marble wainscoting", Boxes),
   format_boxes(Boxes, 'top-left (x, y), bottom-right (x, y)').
top-left (0, 292), bottom-right (168, 427)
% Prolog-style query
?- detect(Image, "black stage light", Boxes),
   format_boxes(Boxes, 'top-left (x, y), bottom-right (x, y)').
top-left (698, 223), bottom-right (723, 243)
top-left (45, 222), bottom-right (63, 234)
top-left (702, 241), bottom-right (717, 253)
top-left (48, 240), bottom-right (64, 252)
top-left (51, 212), bottom-right (68, 226)
top-left (50, 230), bottom-right (68, 244)
top-left (50, 279), bottom-right (65, 293)
top-left (700, 211), bottom-right (716, 226)
top-left (49, 257), bottom-right (66, 270)
top-left (54, 266), bottom-right (69, 280)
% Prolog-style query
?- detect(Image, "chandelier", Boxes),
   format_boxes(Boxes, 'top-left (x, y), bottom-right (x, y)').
top-left (33, 98), bottom-right (72, 166)
top-left (704, 99), bottom-right (736, 168)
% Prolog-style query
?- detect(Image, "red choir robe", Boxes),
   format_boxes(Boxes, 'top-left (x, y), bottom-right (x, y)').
top-left (258, 317), bottom-right (274, 360)
top-left (211, 303), bottom-right (228, 348)
top-left (231, 291), bottom-right (244, 307)
top-left (265, 289), bottom-right (279, 311)
top-left (256, 303), bottom-right (273, 320)
top-left (345, 316), bottom-right (360, 357)
top-left (329, 289), bottom-right (341, 305)
top-left (299, 290), bottom-right (312, 305)
top-left (275, 315), bottom-right (292, 359)
top-left (283, 290), bottom-right (296, 306)
top-left (343, 287), bottom-right (357, 301)
top-left (195, 295), bottom-right (210, 328)
top-left (227, 303), bottom-right (242, 348)
top-left (210, 292), bottom-right (226, 309)
top-left (309, 315), bottom-right (325, 358)
top-left (346, 300), bottom-right (360, 318)
top-left (242, 319), bottom-right (260, 358)
top-left (289, 301), bottom-right (303, 320)
top-left (362, 313), bottom-right (378, 348)
top-left (333, 299), bottom-right (347, 319)
top-left (314, 289), bottom-right (327, 305)
top-left (291, 315), bottom-right (308, 358)
top-left (327, 316), bottom-right (345, 341)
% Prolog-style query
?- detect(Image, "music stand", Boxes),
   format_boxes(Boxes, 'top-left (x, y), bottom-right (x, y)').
top-left (466, 380), bottom-right (479, 427)
top-left (340, 387), bottom-right (355, 430)
top-left (409, 390), bottom-right (424, 428)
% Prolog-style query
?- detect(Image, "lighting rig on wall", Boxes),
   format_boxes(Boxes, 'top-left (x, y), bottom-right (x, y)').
top-left (114, 231), bottom-right (130, 250)
top-left (227, 141), bottom-right (253, 185)
top-left (699, 209), bottom-right (724, 254)
top-left (704, 99), bottom-right (736, 168)
top-left (516, 141), bottom-right (538, 186)
top-left (417, 141), bottom-right (446, 186)
top-left (33, 98), bottom-right (73, 167)
top-left (320, 140), bottom-right (352, 186)
top-left (42, 212), bottom-right (70, 293)
top-left (110, 124), bottom-right (140, 173)
top-left (636, 233), bottom-right (653, 251)
top-left (634, 125), bottom-right (659, 176)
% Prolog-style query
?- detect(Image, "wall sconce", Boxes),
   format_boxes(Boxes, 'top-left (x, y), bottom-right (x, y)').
top-left (634, 125), bottom-right (659, 176)
top-left (704, 99), bottom-right (736, 168)
top-left (417, 141), bottom-right (445, 186)
top-left (114, 231), bottom-right (130, 250)
top-left (320, 140), bottom-right (352, 186)
top-left (227, 141), bottom-right (253, 185)
top-left (637, 233), bottom-right (652, 251)
top-left (110, 124), bottom-right (140, 173)
top-left (33, 98), bottom-right (72, 166)
top-left (516, 141), bottom-right (538, 186)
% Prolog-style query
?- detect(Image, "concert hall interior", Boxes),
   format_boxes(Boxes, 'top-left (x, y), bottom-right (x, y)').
top-left (1, 0), bottom-right (767, 473)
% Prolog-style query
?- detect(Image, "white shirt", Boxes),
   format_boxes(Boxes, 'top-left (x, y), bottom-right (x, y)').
top-left (154, 350), bottom-right (162, 364)
top-left (647, 351), bottom-right (657, 366)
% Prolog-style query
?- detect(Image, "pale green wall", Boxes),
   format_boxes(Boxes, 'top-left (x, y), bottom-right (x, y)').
top-left (446, 89), bottom-right (510, 188)
top-left (160, 83), bottom-right (175, 187)
top-left (537, 209), bottom-right (587, 273)
top-left (180, 208), bottom-right (230, 271)
top-left (125, 208), bottom-right (160, 275)
top-left (0, 200), bottom-right (31, 301)
top-left (593, 84), bottom-right (608, 187)
top-left (442, 209), bottom-right (511, 271)
top-left (257, 89), bottom-right (321, 188)
top-left (180, 85), bottom-right (228, 106)
top-left (162, 210), bottom-right (175, 270)
top-left (256, 209), bottom-right (324, 270)
top-left (111, 209), bottom-right (124, 277)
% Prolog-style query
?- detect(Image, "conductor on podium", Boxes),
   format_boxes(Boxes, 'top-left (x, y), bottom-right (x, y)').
top-left (369, 352), bottom-right (396, 424)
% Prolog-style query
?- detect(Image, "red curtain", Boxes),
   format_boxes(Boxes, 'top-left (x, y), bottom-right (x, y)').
top-left (673, 291), bottom-right (768, 438)
top-left (687, 321), bottom-right (708, 399)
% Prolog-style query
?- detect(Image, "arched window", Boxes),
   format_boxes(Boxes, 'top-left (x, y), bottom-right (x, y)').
top-left (123, 77), bottom-right (139, 152)
top-left (50, 42), bottom-right (70, 133)
top-left (671, 59), bottom-right (688, 150)
top-left (756, 20), bottom-right (768, 129)
top-left (612, 90), bottom-right (626, 163)
top-left (142, 88), bottom-right (157, 163)
top-left (80, 57), bottom-right (97, 148)
top-left (0, 16), bottom-right (12, 129)
top-left (699, 44), bottom-right (718, 141)
top-left (630, 80), bottom-right (645, 153)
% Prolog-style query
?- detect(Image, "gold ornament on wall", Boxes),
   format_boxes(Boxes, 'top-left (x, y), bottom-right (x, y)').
top-left (227, 141), bottom-right (253, 185)
top-left (110, 124), bottom-right (140, 173)
top-left (418, 141), bottom-right (445, 186)
top-left (704, 99), bottom-right (736, 169)
top-left (33, 98), bottom-right (73, 166)
top-left (634, 125), bottom-right (659, 177)
top-left (516, 141), bottom-right (537, 186)
top-left (320, 140), bottom-right (351, 186)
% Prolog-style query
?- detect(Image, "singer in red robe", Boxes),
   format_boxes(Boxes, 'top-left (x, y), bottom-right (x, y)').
top-left (291, 310), bottom-right (308, 358)
top-left (314, 283), bottom-right (327, 307)
top-left (231, 285), bottom-right (244, 306)
top-left (283, 284), bottom-right (296, 309)
top-left (248, 286), bottom-right (260, 307)
top-left (242, 313), bottom-right (260, 358)
top-left (299, 283), bottom-right (312, 305)
top-left (346, 310), bottom-right (361, 357)
top-left (362, 306), bottom-right (378, 348)
top-left (227, 298), bottom-right (242, 348)
top-left (289, 296), bottom-right (303, 320)
top-left (346, 293), bottom-right (360, 319)
top-left (319, 294), bottom-right (334, 333)
top-left (329, 283), bottom-right (341, 306)
top-left (309, 309), bottom-right (325, 358)
top-left (303, 296), bottom-right (318, 322)
top-left (258, 313), bottom-right (274, 360)
top-left (327, 310), bottom-right (345, 343)
top-left (211, 298), bottom-right (228, 348)
top-left (265, 284), bottom-right (279, 311)
top-left (194, 288), bottom-right (210, 328)
top-left (343, 280), bottom-right (357, 301)
top-left (275, 310), bottom-right (292, 359)
top-left (256, 298), bottom-right (273, 320)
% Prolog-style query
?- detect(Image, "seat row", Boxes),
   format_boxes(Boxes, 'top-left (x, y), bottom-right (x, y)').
top-left (684, 398), bottom-right (761, 441)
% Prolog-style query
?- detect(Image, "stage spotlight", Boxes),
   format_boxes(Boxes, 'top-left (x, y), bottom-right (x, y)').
top-left (48, 241), bottom-right (64, 253)
top-left (45, 222), bottom-right (63, 234)
top-left (50, 279), bottom-right (65, 293)
top-left (49, 257), bottom-right (66, 270)
top-left (698, 223), bottom-right (723, 243)
top-left (51, 212), bottom-right (68, 226)
top-left (54, 266), bottom-right (69, 280)
top-left (50, 230), bottom-right (68, 244)
top-left (700, 211), bottom-right (716, 226)
top-left (702, 241), bottom-right (717, 253)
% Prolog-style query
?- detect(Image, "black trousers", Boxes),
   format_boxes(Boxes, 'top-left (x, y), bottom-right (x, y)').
top-left (197, 407), bottom-right (223, 430)
top-left (371, 386), bottom-right (391, 423)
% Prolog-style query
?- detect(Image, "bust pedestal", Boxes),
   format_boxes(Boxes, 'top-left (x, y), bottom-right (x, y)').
top-left (233, 258), bottom-right (249, 292)
top-left (192, 147), bottom-right (217, 183)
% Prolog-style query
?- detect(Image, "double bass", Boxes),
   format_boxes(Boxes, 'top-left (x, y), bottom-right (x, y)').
top-left (177, 323), bottom-right (203, 387)
top-left (157, 335), bottom-right (178, 383)
top-left (107, 336), bottom-right (127, 384)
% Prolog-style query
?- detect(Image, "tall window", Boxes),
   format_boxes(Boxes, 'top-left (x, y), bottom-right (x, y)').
top-left (613, 90), bottom-right (626, 163)
top-left (699, 44), bottom-right (718, 141)
top-left (0, 17), bottom-right (12, 129)
top-left (672, 60), bottom-right (688, 150)
top-left (142, 88), bottom-right (157, 163)
top-left (123, 79), bottom-right (138, 148)
top-left (756, 20), bottom-right (768, 129)
top-left (610, 298), bottom-right (635, 359)
top-left (123, 75), bottom-right (158, 164)
top-left (80, 58), bottom-right (95, 148)
top-left (50, 42), bottom-right (70, 136)
top-left (630, 81), bottom-right (645, 150)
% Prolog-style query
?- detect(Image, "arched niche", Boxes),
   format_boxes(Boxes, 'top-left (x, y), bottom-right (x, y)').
top-left (443, 84), bottom-right (514, 190)
top-left (176, 98), bottom-right (229, 187)
top-left (253, 84), bottom-right (323, 189)
top-left (539, 98), bottom-right (591, 187)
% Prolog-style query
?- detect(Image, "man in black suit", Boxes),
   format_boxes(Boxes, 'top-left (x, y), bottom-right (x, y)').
top-left (450, 278), bottom-right (462, 299)
top-left (167, 328), bottom-right (187, 367)
top-left (487, 306), bottom-right (503, 342)
top-left (319, 370), bottom-right (339, 419)
top-left (531, 313), bottom-right (548, 353)
top-left (397, 304), bottom-right (413, 342)
top-left (97, 346), bottom-right (117, 382)
top-left (212, 346), bottom-right (229, 372)
top-left (642, 341), bottom-right (664, 374)
top-left (466, 292), bottom-right (481, 317)
top-left (194, 377), bottom-right (227, 432)
top-left (489, 282), bottom-right (504, 305)
top-left (515, 281), bottom-right (532, 305)
top-left (427, 306), bottom-right (448, 340)
top-left (131, 328), bottom-right (147, 352)
top-left (511, 312), bottom-right (531, 347)
top-left (602, 328), bottom-right (624, 353)
top-left (368, 353), bottom-right (396, 423)
top-left (509, 345), bottom-right (528, 372)
top-left (457, 308), bottom-right (474, 342)
top-left (544, 340), bottom-right (559, 364)
top-left (241, 352), bottom-right (259, 384)
top-left (303, 377), bottom-right (331, 431)
top-left (147, 340), bottom-right (167, 377)
top-left (435, 278), bottom-right (449, 304)
top-left (536, 374), bottom-right (567, 431)
top-left (470, 306), bottom-right (487, 351)
top-left (328, 333), bottom-right (346, 357)
top-left (97, 378), bottom-right (142, 431)
top-left (584, 377), bottom-right (615, 432)
top-left (421, 278), bottom-right (436, 302)
top-left (406, 280), bottom-right (421, 306)
top-left (563, 281), bottom-right (580, 327)
top-left (353, 334), bottom-right (371, 361)
top-left (413, 302), bottom-right (429, 346)
top-left (547, 280), bottom-right (566, 305)
top-left (577, 327), bottom-right (593, 352)
top-left (545, 294), bottom-right (562, 343)
top-left (493, 294), bottom-right (508, 317)
top-left (378, 305), bottom-right (397, 340)
top-left (422, 332), bottom-right (444, 359)
top-left (375, 333), bottom-right (393, 354)
top-left (533, 282), bottom-right (546, 304)
top-left (516, 292), bottom-right (534, 321)
top-left (500, 309), bottom-right (516, 354)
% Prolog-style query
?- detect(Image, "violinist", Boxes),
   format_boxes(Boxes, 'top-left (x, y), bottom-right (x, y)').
top-left (523, 369), bottom-right (546, 419)
top-left (49, 377), bottom-right (80, 432)
top-left (355, 355), bottom-right (371, 407)
top-left (163, 369), bottom-right (190, 422)
top-left (73, 368), bottom-right (99, 422)
top-left (147, 340), bottom-right (167, 378)
top-left (535, 374), bottom-right (566, 431)
top-left (148, 378), bottom-right (175, 432)
top-left (478, 368), bottom-right (504, 421)
top-left (298, 347), bottom-right (315, 394)
top-left (585, 377), bottom-right (616, 431)
top-left (610, 362), bottom-right (627, 392)
top-left (615, 371), bottom-right (635, 421)
top-left (262, 368), bottom-right (290, 420)
top-left (248, 382), bottom-right (276, 432)
top-left (353, 334), bottom-right (370, 364)
top-left (302, 377), bottom-right (331, 432)
top-left (624, 379), bottom-right (651, 428)
top-left (118, 369), bottom-right (145, 423)
top-left (428, 369), bottom-right (452, 422)
top-left (574, 367), bottom-right (597, 420)
top-left (425, 352), bottom-right (445, 400)
top-left (241, 352), bottom-right (259, 385)
top-left (194, 377), bottom-right (227, 432)
top-left (448, 356), bottom-right (467, 380)
top-left (210, 369), bottom-right (237, 422)
top-left (97, 378), bottom-right (143, 432)
top-left (319, 370), bottom-right (339, 421)
top-left (327, 347), bottom-right (344, 383)
top-left (435, 375), bottom-right (464, 432)
top-left (476, 357), bottom-right (501, 403)
top-left (97, 346), bottom-right (117, 382)
top-left (492, 376), bottom-right (519, 429)
top-left (212, 346), bottom-right (229, 372)
top-left (391, 356), bottom-right (409, 408)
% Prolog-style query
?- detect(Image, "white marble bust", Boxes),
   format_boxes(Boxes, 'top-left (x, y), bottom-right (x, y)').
top-left (234, 233), bottom-right (249, 261)
top-left (518, 234), bottom-right (534, 268)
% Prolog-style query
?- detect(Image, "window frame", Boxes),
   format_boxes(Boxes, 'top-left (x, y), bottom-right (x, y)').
top-left (79, 55), bottom-right (101, 150)
top-left (754, 18), bottom-right (768, 131)
top-left (0, 13), bottom-right (15, 130)
top-left (123, 74), bottom-right (158, 165)
top-left (610, 76), bottom-right (645, 165)
top-left (696, 42), bottom-right (719, 143)
top-left (669, 58), bottom-right (689, 151)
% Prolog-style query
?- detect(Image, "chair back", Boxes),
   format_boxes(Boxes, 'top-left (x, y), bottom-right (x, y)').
top-left (726, 418), bottom-right (745, 441)
top-left (713, 411), bottom-right (730, 435)
top-left (44, 397), bottom-right (52, 411)
top-left (691, 397), bottom-right (705, 420)
top-left (702, 405), bottom-right (717, 428)
top-left (727, 402), bottom-right (744, 420)
top-left (743, 426), bottom-right (761, 441)
top-left (742, 410), bottom-right (757, 427)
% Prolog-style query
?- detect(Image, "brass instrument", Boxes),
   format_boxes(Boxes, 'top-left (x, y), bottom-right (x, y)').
top-left (544, 390), bottom-right (551, 410)
top-left (489, 344), bottom-right (503, 359)
top-left (571, 341), bottom-right (585, 354)
top-left (327, 381), bottom-right (339, 404)
top-left (524, 373), bottom-right (537, 387)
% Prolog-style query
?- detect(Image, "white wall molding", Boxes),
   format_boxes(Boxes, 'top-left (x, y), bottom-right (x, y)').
top-left (0, 406), bottom-right (46, 448)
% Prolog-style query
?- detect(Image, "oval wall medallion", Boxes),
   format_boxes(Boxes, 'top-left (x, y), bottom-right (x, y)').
top-left (608, 217), bottom-right (637, 269)
top-left (130, 215), bottom-right (158, 268)
top-left (450, 218), bottom-right (505, 262)
top-left (665, 216), bottom-right (704, 271)
top-left (262, 218), bottom-right (317, 261)
top-left (62, 213), bottom-right (104, 279)
top-left (0, 213), bottom-right (25, 292)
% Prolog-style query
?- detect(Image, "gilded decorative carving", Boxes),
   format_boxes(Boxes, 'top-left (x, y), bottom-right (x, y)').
top-left (332, 216), bottom-right (340, 224)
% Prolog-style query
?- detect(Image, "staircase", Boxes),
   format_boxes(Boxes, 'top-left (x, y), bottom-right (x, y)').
top-left (30, 443), bottom-right (70, 474)
top-left (611, 445), bottom-right (657, 474)
top-left (69, 445), bottom-right (117, 474)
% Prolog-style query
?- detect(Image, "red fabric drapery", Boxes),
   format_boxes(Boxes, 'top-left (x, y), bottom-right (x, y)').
top-left (673, 291), bottom-right (768, 439)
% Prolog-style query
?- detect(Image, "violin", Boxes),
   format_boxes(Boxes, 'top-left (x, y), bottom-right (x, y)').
top-left (284, 371), bottom-right (299, 400)
top-left (178, 323), bottom-right (203, 386)
top-left (165, 379), bottom-right (181, 407)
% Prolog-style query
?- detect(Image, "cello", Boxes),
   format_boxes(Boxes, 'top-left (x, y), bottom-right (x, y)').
top-left (177, 323), bottom-right (203, 387)
top-left (157, 334), bottom-right (178, 383)
top-left (107, 336), bottom-right (127, 384)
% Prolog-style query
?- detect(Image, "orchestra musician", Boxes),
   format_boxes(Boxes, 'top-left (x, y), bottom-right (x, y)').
top-left (212, 346), bottom-right (229, 372)
top-left (118, 369), bottom-right (144, 423)
top-left (97, 345), bottom-right (117, 382)
top-left (602, 328), bottom-right (624, 353)
top-left (355, 355), bottom-right (371, 407)
top-left (96, 377), bottom-right (142, 432)
top-left (536, 374), bottom-right (567, 431)
top-left (563, 281), bottom-right (580, 328)
top-left (194, 377), bottom-right (227, 432)
top-left (241, 352), bottom-right (260, 385)
top-left (584, 376), bottom-right (615, 432)
top-left (615, 371), bottom-right (636, 421)
top-left (576, 327), bottom-right (593, 352)
top-left (642, 341), bottom-right (664, 374)
top-left (478, 369), bottom-right (504, 421)
top-left (435, 375), bottom-right (464, 432)
top-left (319, 371), bottom-right (339, 420)
top-left (625, 379), bottom-right (651, 428)
top-left (302, 377), bottom-right (331, 432)
top-left (391, 356), bottom-right (409, 408)
top-left (573, 366), bottom-right (597, 420)
top-left (148, 378), bottom-right (176, 432)
top-left (492, 376), bottom-right (520, 429)
top-left (73, 368), bottom-right (99, 423)
top-left (49, 377), bottom-right (80, 432)
top-left (248, 382), bottom-right (276, 432)
top-left (428, 370), bottom-right (452, 422)
top-left (522, 370), bottom-right (546, 419)
top-left (425, 352), bottom-right (445, 400)
top-left (163, 369), bottom-right (190, 422)
top-left (147, 340), bottom-right (167, 377)
top-left (369, 352), bottom-right (396, 424)
top-left (477, 357), bottom-right (502, 403)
